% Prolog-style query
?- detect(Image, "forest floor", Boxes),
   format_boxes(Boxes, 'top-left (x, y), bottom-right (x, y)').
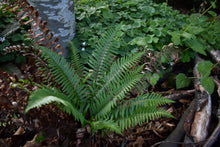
top-left (1, 56), bottom-right (219, 147)
top-left (1, 1), bottom-right (220, 147)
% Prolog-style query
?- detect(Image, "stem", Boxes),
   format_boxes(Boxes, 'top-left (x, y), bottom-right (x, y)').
top-left (183, 0), bottom-right (216, 32)
top-left (188, 77), bottom-right (198, 80)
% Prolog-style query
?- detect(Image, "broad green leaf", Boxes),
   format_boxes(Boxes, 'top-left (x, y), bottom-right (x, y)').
top-left (102, 9), bottom-right (114, 19)
top-left (176, 73), bottom-right (190, 89)
top-left (145, 35), bottom-right (154, 44)
top-left (152, 37), bottom-right (159, 43)
top-left (87, 7), bottom-right (96, 15)
top-left (171, 31), bottom-right (181, 45)
top-left (208, 11), bottom-right (217, 17)
top-left (211, 1), bottom-right (216, 9)
top-left (141, 6), bottom-right (155, 16)
top-left (197, 61), bottom-right (213, 77)
top-left (133, 19), bottom-right (141, 28)
top-left (143, 27), bottom-right (150, 33)
top-left (181, 32), bottom-right (194, 39)
top-left (188, 26), bottom-right (204, 35)
top-left (127, 29), bottom-right (135, 37)
top-left (180, 50), bottom-right (196, 63)
top-left (153, 28), bottom-right (162, 37)
top-left (130, 37), bottom-right (147, 46)
top-left (150, 73), bottom-right (160, 86)
top-left (201, 77), bottom-right (215, 94)
top-left (185, 38), bottom-right (206, 55)
top-left (121, 24), bottom-right (132, 31)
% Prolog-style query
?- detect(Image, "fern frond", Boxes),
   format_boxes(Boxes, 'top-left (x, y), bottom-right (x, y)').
top-left (25, 88), bottom-right (85, 123)
top-left (109, 93), bottom-right (174, 119)
top-left (88, 25), bottom-right (121, 82)
top-left (90, 52), bottom-right (144, 118)
top-left (90, 120), bottom-right (122, 135)
top-left (94, 52), bottom-right (145, 99)
top-left (115, 107), bottom-right (174, 130)
top-left (38, 46), bottom-right (86, 103)
top-left (93, 71), bottom-right (143, 119)
top-left (68, 41), bottom-right (84, 77)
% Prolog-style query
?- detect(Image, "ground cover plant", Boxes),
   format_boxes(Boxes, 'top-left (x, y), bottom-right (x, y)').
top-left (74, 0), bottom-right (219, 62)
top-left (74, 0), bottom-right (220, 93)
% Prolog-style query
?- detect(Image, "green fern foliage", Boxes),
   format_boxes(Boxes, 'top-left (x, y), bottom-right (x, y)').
top-left (88, 25), bottom-right (120, 82)
top-left (108, 93), bottom-right (174, 129)
top-left (38, 46), bottom-right (87, 105)
top-left (90, 120), bottom-right (122, 135)
top-left (25, 88), bottom-right (85, 123)
top-left (68, 41), bottom-right (84, 77)
top-left (24, 25), bottom-right (174, 135)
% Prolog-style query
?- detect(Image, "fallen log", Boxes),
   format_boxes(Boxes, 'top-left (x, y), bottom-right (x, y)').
top-left (164, 89), bottom-right (196, 101)
top-left (157, 98), bottom-right (197, 147)
top-left (203, 101), bottom-right (220, 147)
top-left (158, 55), bottom-right (213, 147)
top-left (184, 55), bottom-right (212, 146)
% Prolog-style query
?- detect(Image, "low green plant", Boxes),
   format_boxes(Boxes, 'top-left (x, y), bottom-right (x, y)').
top-left (176, 60), bottom-right (218, 94)
top-left (24, 26), bottom-right (174, 135)
top-left (74, 0), bottom-right (187, 63)
top-left (73, 0), bottom-right (219, 91)
top-left (35, 133), bottom-right (46, 143)
top-left (74, 0), bottom-right (220, 65)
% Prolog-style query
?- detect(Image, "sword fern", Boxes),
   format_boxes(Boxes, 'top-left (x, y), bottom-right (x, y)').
top-left (25, 26), bottom-right (174, 135)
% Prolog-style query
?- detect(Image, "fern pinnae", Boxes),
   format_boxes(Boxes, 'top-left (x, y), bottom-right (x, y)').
top-left (88, 26), bottom-right (121, 82)
top-left (116, 107), bottom-right (174, 130)
top-left (109, 93), bottom-right (174, 119)
top-left (93, 64), bottom-right (144, 110)
top-left (90, 120), bottom-right (122, 135)
top-left (94, 52), bottom-right (144, 99)
top-left (94, 73), bottom-right (143, 119)
top-left (68, 41), bottom-right (84, 77)
top-left (25, 88), bottom-right (85, 123)
top-left (23, 25), bottom-right (174, 135)
top-left (39, 46), bottom-right (86, 101)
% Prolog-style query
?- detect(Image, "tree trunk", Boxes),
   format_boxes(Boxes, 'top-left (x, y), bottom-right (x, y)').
top-left (27, 0), bottom-right (75, 57)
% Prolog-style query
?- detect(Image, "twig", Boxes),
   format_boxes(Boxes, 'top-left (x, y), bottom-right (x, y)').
top-left (151, 138), bottom-right (206, 147)
top-left (203, 98), bottom-right (220, 147)
top-left (211, 76), bottom-right (220, 96)
top-left (186, 55), bottom-right (212, 143)
top-left (203, 121), bottom-right (220, 147)
top-left (164, 89), bottom-right (196, 101)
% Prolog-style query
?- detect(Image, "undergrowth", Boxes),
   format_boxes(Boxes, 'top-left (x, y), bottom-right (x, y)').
top-left (74, 0), bottom-right (220, 93)
top-left (0, 0), bottom-right (219, 140)
top-left (74, 0), bottom-right (219, 63)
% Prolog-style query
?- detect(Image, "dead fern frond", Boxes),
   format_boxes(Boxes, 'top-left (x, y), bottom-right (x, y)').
top-left (3, 0), bottom-right (63, 55)
top-left (143, 43), bottom-right (180, 73)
